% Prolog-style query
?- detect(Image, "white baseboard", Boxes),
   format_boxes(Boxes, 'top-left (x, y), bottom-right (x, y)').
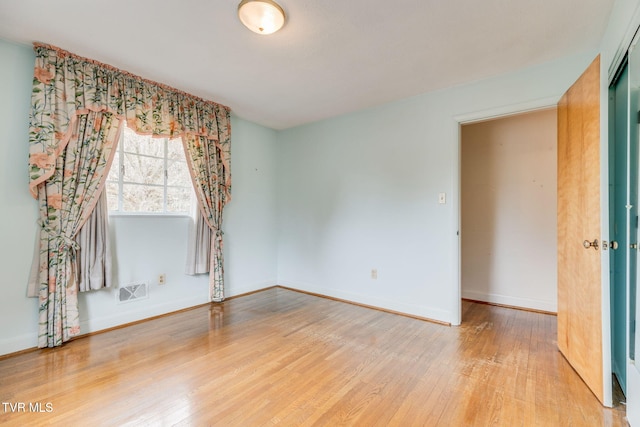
top-left (278, 280), bottom-right (452, 324)
top-left (228, 280), bottom-right (277, 297)
top-left (461, 289), bottom-right (557, 313)
top-left (80, 294), bottom-right (208, 334)
top-left (0, 280), bottom-right (278, 357)
top-left (0, 333), bottom-right (38, 357)
top-left (82, 280), bottom-right (278, 334)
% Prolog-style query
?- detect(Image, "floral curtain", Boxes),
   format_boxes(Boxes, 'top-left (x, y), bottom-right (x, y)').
top-left (30, 111), bottom-right (120, 347)
top-left (183, 133), bottom-right (230, 301)
top-left (28, 43), bottom-right (231, 347)
top-left (29, 44), bottom-right (231, 198)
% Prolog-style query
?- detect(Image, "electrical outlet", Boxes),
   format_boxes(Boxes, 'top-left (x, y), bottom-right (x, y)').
top-left (438, 192), bottom-right (446, 204)
top-left (371, 269), bottom-right (378, 280)
top-left (159, 274), bottom-right (166, 285)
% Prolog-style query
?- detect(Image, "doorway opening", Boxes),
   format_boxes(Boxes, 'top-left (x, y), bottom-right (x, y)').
top-left (460, 109), bottom-right (558, 320)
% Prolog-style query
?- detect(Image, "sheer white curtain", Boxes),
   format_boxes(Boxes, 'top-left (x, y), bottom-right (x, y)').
top-left (76, 191), bottom-right (112, 291)
top-left (185, 201), bottom-right (211, 275)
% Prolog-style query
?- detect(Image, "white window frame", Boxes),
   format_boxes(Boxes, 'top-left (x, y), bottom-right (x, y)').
top-left (107, 127), bottom-right (193, 216)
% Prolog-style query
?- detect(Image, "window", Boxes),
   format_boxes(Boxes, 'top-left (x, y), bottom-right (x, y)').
top-left (106, 126), bottom-right (193, 214)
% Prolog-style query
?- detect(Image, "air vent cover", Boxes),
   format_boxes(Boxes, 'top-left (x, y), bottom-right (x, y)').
top-left (118, 283), bottom-right (148, 304)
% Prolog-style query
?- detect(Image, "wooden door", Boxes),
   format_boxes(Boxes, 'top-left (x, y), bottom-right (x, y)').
top-left (557, 55), bottom-right (605, 405)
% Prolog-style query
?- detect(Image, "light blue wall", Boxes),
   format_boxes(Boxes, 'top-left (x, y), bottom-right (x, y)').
top-left (0, 39), bottom-right (39, 354)
top-left (276, 50), bottom-right (598, 324)
top-left (0, 39), bottom-right (278, 355)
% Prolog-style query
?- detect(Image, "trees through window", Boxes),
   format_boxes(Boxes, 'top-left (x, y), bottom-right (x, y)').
top-left (106, 126), bottom-right (193, 214)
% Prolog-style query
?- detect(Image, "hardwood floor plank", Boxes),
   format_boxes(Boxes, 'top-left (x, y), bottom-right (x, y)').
top-left (0, 288), bottom-right (627, 426)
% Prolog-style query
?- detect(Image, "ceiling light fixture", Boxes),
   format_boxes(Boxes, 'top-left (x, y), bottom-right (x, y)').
top-left (238, 0), bottom-right (286, 35)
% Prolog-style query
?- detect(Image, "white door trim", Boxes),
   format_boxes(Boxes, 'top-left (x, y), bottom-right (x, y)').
top-left (452, 96), bottom-right (559, 327)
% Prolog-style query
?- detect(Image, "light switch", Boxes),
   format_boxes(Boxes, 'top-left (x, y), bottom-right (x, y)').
top-left (438, 192), bottom-right (446, 204)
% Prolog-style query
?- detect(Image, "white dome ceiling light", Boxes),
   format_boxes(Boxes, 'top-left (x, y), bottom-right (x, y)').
top-left (238, 0), bottom-right (286, 35)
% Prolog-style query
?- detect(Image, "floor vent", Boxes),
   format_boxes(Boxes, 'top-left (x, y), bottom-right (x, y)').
top-left (118, 283), bottom-right (148, 304)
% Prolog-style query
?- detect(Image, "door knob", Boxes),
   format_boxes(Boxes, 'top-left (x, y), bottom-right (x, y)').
top-left (632, 243), bottom-right (638, 250)
top-left (610, 241), bottom-right (619, 250)
top-left (583, 239), bottom-right (599, 250)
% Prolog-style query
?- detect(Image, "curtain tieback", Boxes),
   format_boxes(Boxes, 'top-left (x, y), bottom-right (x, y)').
top-left (214, 229), bottom-right (224, 241)
top-left (39, 219), bottom-right (81, 278)
top-left (38, 220), bottom-right (80, 286)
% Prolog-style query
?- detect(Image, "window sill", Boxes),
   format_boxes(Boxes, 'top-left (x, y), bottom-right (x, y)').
top-left (108, 212), bottom-right (192, 219)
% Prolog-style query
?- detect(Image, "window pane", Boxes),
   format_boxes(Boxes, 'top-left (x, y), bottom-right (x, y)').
top-left (123, 127), bottom-right (164, 158)
top-left (167, 137), bottom-right (185, 160)
top-left (123, 184), bottom-right (164, 212)
top-left (124, 153), bottom-right (164, 185)
top-left (106, 182), bottom-right (119, 212)
top-left (167, 187), bottom-right (192, 213)
top-left (107, 152), bottom-right (120, 181)
top-left (108, 126), bottom-right (193, 215)
top-left (167, 160), bottom-right (191, 186)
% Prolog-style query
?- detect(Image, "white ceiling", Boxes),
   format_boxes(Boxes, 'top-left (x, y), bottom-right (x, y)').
top-left (0, 0), bottom-right (615, 130)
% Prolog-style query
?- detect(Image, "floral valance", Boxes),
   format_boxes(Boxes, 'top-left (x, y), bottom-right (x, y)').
top-left (28, 43), bottom-right (231, 200)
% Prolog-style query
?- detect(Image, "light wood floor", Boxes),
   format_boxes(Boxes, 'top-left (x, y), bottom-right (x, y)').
top-left (0, 287), bottom-right (628, 426)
